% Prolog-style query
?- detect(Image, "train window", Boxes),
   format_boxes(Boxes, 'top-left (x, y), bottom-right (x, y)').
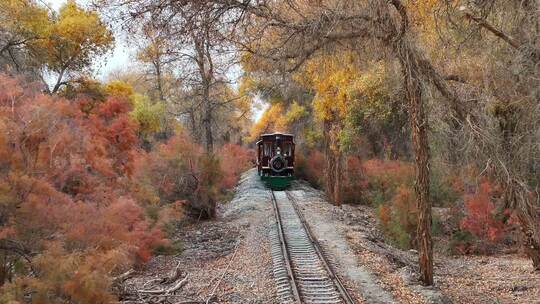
top-left (284, 143), bottom-right (292, 156)
top-left (264, 142), bottom-right (272, 156)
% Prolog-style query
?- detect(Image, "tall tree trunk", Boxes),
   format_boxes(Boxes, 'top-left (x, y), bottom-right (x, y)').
top-left (324, 121), bottom-right (344, 206)
top-left (515, 200), bottom-right (540, 269)
top-left (497, 103), bottom-right (540, 269)
top-left (203, 85), bottom-right (213, 154)
top-left (192, 25), bottom-right (216, 218)
top-left (334, 151), bottom-right (343, 206)
top-left (506, 182), bottom-right (540, 269)
top-left (324, 120), bottom-right (336, 204)
top-left (201, 78), bottom-right (215, 218)
top-left (401, 52), bottom-right (434, 286)
top-left (154, 59), bottom-right (165, 102)
top-left (382, 24), bottom-right (435, 289)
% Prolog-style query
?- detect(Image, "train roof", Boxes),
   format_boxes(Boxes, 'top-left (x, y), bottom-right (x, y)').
top-left (260, 132), bottom-right (294, 137)
top-left (256, 133), bottom-right (294, 145)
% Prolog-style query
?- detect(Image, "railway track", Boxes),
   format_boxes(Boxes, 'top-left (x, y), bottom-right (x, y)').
top-left (270, 190), bottom-right (356, 304)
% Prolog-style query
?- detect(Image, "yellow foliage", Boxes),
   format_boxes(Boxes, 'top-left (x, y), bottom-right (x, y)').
top-left (29, 1), bottom-right (113, 72)
top-left (284, 101), bottom-right (307, 124)
top-left (105, 80), bottom-right (135, 99)
top-left (298, 51), bottom-right (361, 122)
top-left (129, 94), bottom-right (165, 134)
top-left (0, 0), bottom-right (51, 40)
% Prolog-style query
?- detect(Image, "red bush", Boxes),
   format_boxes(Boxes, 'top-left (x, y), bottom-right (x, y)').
top-left (0, 75), bottom-right (166, 301)
top-left (133, 135), bottom-right (252, 220)
top-left (460, 181), bottom-right (505, 242)
top-left (343, 155), bottom-right (369, 203)
top-left (296, 150), bottom-right (325, 188)
top-left (362, 159), bottom-right (415, 188)
top-left (362, 159), bottom-right (415, 205)
top-left (133, 132), bottom-right (202, 206)
top-left (217, 143), bottom-right (255, 189)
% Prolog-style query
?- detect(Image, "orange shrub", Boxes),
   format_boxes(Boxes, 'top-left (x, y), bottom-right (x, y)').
top-left (133, 132), bottom-right (202, 206)
top-left (133, 139), bottom-right (252, 217)
top-left (453, 181), bottom-right (509, 254)
top-left (217, 143), bottom-right (255, 189)
top-left (295, 150), bottom-right (326, 188)
top-left (460, 182), bottom-right (505, 241)
top-left (343, 156), bottom-right (369, 203)
top-left (362, 159), bottom-right (415, 205)
top-left (363, 159), bottom-right (415, 188)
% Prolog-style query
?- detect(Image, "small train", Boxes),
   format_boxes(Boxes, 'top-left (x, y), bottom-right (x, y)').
top-left (256, 133), bottom-right (295, 190)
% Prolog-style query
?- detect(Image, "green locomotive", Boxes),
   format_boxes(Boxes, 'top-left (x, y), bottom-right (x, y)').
top-left (256, 133), bottom-right (295, 190)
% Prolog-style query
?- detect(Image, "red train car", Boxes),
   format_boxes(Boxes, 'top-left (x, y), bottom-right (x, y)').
top-left (256, 133), bottom-right (295, 189)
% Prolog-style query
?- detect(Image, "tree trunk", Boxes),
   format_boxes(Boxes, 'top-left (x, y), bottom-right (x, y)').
top-left (202, 82), bottom-right (213, 154)
top-left (324, 120), bottom-right (336, 204)
top-left (507, 184), bottom-right (540, 270)
top-left (402, 56), bottom-right (434, 286)
top-left (154, 59), bottom-right (165, 102)
top-left (192, 27), bottom-right (214, 155)
top-left (494, 97), bottom-right (540, 269)
top-left (324, 121), bottom-right (344, 206)
top-left (334, 151), bottom-right (343, 206)
top-left (51, 66), bottom-right (67, 94)
top-left (200, 77), bottom-right (215, 218)
top-left (516, 209), bottom-right (540, 270)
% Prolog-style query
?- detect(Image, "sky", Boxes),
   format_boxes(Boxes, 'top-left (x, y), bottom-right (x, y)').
top-left (48, 0), bottom-right (133, 80)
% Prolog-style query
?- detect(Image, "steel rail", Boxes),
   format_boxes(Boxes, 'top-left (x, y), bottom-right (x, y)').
top-left (285, 191), bottom-right (356, 304)
top-left (270, 190), bottom-right (303, 303)
top-left (270, 189), bottom-right (356, 304)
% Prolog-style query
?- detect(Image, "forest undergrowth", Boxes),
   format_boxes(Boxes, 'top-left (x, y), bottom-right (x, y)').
top-left (0, 75), bottom-right (252, 302)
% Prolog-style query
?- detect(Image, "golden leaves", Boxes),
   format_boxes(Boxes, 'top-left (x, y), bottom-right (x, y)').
top-left (2, 0), bottom-right (114, 73)
top-left (298, 51), bottom-right (366, 122)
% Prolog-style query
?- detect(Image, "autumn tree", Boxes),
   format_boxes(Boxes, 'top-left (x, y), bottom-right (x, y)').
top-left (0, 0), bottom-right (113, 93)
top-left (40, 1), bottom-right (113, 93)
top-left (134, 23), bottom-right (180, 103)
top-left (0, 0), bottom-right (49, 75)
top-left (112, 1), bottom-right (239, 155)
top-left (291, 52), bottom-right (355, 205)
